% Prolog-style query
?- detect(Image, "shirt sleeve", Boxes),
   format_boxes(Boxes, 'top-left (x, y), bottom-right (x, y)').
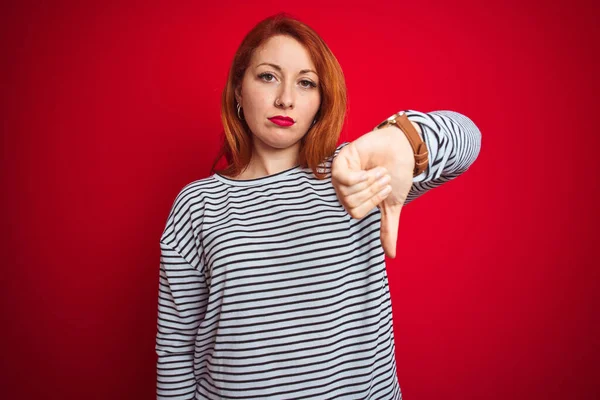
top-left (403, 109), bottom-right (482, 205)
top-left (156, 185), bottom-right (208, 399)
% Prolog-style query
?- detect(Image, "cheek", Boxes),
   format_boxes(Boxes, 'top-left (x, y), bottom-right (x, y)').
top-left (245, 90), bottom-right (271, 116)
top-left (302, 94), bottom-right (321, 116)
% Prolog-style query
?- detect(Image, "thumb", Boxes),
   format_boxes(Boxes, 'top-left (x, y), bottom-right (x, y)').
top-left (379, 205), bottom-right (401, 259)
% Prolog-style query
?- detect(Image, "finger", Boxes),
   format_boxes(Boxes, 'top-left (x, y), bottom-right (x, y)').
top-left (338, 166), bottom-right (388, 197)
top-left (348, 184), bottom-right (392, 219)
top-left (332, 167), bottom-right (368, 187)
top-left (344, 172), bottom-right (391, 210)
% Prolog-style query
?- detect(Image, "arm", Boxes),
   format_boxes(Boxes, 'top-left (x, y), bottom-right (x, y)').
top-left (156, 242), bottom-right (207, 399)
top-left (330, 109), bottom-right (481, 258)
top-left (402, 109), bottom-right (482, 205)
top-left (156, 187), bottom-right (208, 399)
top-left (335, 109), bottom-right (482, 205)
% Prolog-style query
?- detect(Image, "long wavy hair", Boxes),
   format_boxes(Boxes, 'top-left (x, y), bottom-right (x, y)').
top-left (210, 12), bottom-right (348, 180)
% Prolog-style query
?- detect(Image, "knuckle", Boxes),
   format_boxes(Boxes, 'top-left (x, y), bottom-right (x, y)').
top-left (369, 184), bottom-right (377, 194)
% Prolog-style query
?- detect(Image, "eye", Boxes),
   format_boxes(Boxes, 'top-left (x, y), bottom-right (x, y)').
top-left (258, 72), bottom-right (275, 82)
top-left (259, 72), bottom-right (317, 89)
top-left (300, 79), bottom-right (317, 89)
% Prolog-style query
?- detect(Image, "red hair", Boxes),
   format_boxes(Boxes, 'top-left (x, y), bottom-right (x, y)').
top-left (211, 12), bottom-right (348, 180)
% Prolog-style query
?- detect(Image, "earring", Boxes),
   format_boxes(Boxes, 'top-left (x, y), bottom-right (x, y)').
top-left (311, 118), bottom-right (317, 126)
top-left (236, 102), bottom-right (244, 121)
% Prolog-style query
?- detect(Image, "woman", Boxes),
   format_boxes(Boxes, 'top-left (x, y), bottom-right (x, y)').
top-left (156, 13), bottom-right (481, 400)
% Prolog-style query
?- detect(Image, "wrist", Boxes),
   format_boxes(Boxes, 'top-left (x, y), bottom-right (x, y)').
top-left (373, 111), bottom-right (428, 177)
top-left (381, 125), bottom-right (415, 171)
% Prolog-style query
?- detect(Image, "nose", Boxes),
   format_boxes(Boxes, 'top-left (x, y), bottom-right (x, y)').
top-left (275, 82), bottom-right (294, 109)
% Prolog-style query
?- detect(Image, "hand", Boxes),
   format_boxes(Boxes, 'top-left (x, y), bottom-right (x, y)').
top-left (331, 129), bottom-right (415, 258)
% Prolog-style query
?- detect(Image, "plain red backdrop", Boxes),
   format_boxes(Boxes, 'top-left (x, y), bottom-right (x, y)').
top-left (1, 0), bottom-right (598, 399)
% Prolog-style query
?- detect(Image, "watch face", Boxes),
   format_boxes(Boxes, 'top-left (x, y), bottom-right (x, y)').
top-left (376, 120), bottom-right (390, 130)
top-left (376, 112), bottom-right (405, 130)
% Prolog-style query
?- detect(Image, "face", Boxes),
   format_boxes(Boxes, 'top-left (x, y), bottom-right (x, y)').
top-left (235, 35), bottom-right (321, 152)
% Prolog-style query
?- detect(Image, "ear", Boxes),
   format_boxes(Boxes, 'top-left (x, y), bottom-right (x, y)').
top-left (234, 85), bottom-right (242, 105)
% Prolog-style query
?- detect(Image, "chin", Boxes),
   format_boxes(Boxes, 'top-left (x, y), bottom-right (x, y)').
top-left (265, 139), bottom-right (296, 149)
top-left (258, 135), bottom-right (300, 150)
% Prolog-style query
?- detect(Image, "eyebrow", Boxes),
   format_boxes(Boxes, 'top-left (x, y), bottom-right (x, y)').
top-left (256, 62), bottom-right (317, 76)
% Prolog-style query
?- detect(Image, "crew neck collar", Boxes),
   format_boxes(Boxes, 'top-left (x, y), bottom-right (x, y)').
top-left (213, 164), bottom-right (303, 187)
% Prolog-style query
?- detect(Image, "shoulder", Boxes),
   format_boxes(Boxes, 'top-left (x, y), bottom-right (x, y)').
top-left (160, 176), bottom-right (216, 248)
top-left (170, 176), bottom-right (216, 213)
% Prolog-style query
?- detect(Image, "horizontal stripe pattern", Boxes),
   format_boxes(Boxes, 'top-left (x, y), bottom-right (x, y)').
top-left (403, 110), bottom-right (482, 205)
top-left (156, 110), bottom-right (481, 399)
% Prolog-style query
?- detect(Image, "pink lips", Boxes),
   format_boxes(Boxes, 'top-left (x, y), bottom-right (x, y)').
top-left (268, 116), bottom-right (295, 127)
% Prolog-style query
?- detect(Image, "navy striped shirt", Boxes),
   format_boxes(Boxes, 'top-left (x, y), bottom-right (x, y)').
top-left (156, 110), bottom-right (482, 399)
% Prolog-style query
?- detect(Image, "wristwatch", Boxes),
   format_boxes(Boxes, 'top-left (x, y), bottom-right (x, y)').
top-left (374, 111), bottom-right (429, 177)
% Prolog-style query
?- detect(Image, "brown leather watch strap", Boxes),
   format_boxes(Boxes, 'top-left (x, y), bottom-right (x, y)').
top-left (375, 111), bottom-right (429, 177)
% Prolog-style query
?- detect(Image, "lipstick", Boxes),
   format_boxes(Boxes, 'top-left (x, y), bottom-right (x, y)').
top-left (268, 116), bottom-right (295, 127)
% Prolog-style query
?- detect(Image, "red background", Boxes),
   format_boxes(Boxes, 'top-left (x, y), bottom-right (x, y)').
top-left (1, 0), bottom-right (598, 399)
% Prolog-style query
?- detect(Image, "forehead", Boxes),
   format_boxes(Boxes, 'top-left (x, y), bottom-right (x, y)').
top-left (251, 35), bottom-right (315, 70)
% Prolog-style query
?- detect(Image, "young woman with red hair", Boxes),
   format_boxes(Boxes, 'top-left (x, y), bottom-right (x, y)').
top-left (156, 12), bottom-right (481, 400)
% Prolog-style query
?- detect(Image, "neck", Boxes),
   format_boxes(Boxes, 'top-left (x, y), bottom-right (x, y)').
top-left (240, 140), bottom-right (301, 179)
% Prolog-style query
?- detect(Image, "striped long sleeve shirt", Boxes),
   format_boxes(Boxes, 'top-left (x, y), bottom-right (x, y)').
top-left (156, 110), bottom-right (482, 399)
